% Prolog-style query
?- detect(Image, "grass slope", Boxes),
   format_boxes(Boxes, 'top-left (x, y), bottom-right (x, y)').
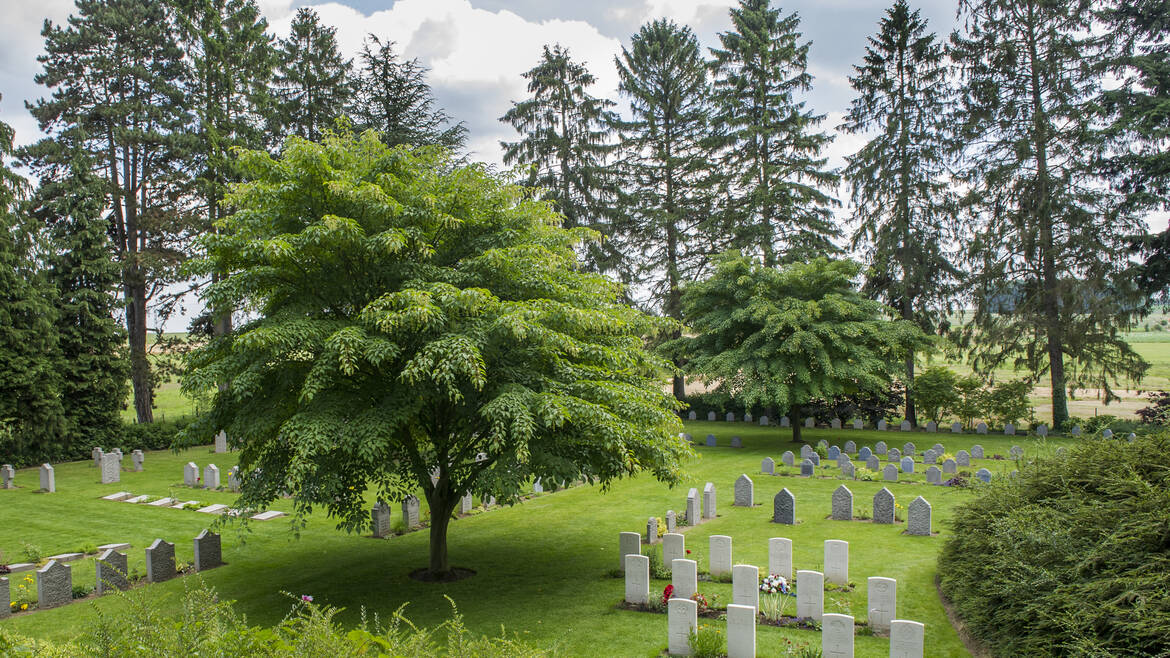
top-left (0, 423), bottom-right (1075, 656)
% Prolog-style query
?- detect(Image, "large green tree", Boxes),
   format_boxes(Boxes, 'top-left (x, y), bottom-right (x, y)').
top-left (181, 131), bottom-right (688, 577)
top-left (950, 0), bottom-right (1148, 428)
top-left (615, 19), bottom-right (719, 398)
top-left (709, 0), bottom-right (839, 265)
top-left (23, 0), bottom-right (194, 424)
top-left (271, 7), bottom-right (352, 143)
top-left (350, 35), bottom-right (466, 151)
top-left (674, 254), bottom-right (926, 444)
top-left (501, 44), bottom-right (620, 274)
top-left (839, 0), bottom-right (959, 426)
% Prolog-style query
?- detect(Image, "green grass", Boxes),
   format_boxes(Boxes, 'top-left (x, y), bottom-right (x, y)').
top-left (0, 422), bottom-right (1073, 656)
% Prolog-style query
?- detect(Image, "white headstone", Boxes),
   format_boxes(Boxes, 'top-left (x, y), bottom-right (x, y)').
top-left (371, 502), bottom-right (391, 538)
top-left (709, 535), bottom-right (732, 577)
top-left (672, 558), bottom-right (698, 599)
top-left (726, 603), bottom-right (756, 658)
top-left (769, 537), bottom-right (792, 580)
top-left (402, 496), bottom-right (420, 528)
top-left (867, 576), bottom-right (896, 633)
top-left (796, 570), bottom-right (824, 620)
top-left (663, 533), bottom-right (685, 573)
top-left (130, 450), bottom-right (144, 472)
top-left (702, 482), bottom-right (716, 519)
top-left (822, 613), bottom-right (854, 658)
top-left (686, 488), bottom-right (699, 525)
top-left (732, 564), bottom-right (759, 610)
top-left (668, 598), bottom-right (698, 657)
top-left (618, 532), bottom-right (640, 572)
top-left (624, 554), bottom-right (649, 605)
top-left (184, 462), bottom-right (198, 487)
top-left (39, 464), bottom-right (55, 493)
top-left (890, 619), bottom-right (925, 657)
top-left (761, 457), bottom-right (775, 474)
top-left (100, 452), bottom-right (120, 484)
top-left (214, 430), bottom-right (227, 453)
top-left (203, 464), bottom-right (220, 489)
top-left (824, 540), bottom-right (848, 585)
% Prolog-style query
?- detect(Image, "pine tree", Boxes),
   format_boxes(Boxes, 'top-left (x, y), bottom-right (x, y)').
top-left (271, 7), bottom-right (352, 142)
top-left (615, 19), bottom-right (719, 398)
top-left (501, 44), bottom-right (620, 273)
top-left (708, 0), bottom-right (840, 266)
top-left (950, 0), bottom-right (1148, 428)
top-left (22, 0), bottom-right (193, 424)
top-left (839, 0), bottom-right (960, 426)
top-left (350, 35), bottom-right (466, 151)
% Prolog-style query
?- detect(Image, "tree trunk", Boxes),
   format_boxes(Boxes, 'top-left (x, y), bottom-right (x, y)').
top-left (427, 489), bottom-right (456, 576)
top-left (904, 354), bottom-right (917, 428)
top-left (791, 406), bottom-right (802, 445)
top-left (126, 274), bottom-right (153, 424)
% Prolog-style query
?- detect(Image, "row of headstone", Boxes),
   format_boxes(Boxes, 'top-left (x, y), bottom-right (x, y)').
top-left (770, 486), bottom-right (931, 535)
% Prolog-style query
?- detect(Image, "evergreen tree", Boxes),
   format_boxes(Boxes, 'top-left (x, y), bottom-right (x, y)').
top-left (839, 0), bottom-right (959, 426)
top-left (615, 19), bottom-right (719, 398)
top-left (271, 7), bottom-right (352, 142)
top-left (22, 0), bottom-right (193, 424)
top-left (350, 35), bottom-right (466, 151)
top-left (0, 104), bottom-right (64, 463)
top-left (709, 0), bottom-right (840, 265)
top-left (950, 0), bottom-right (1148, 428)
top-left (501, 44), bottom-right (620, 273)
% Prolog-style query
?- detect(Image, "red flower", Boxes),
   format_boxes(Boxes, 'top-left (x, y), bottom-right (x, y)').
top-left (686, 549), bottom-right (692, 554)
top-left (661, 584), bottom-right (675, 605)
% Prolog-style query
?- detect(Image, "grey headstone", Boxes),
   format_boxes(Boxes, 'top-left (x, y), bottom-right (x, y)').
top-left (841, 461), bottom-right (855, 478)
top-left (877, 419), bottom-right (888, 431)
top-left (827, 445), bottom-right (841, 460)
top-left (193, 529), bottom-right (222, 571)
top-left (831, 485), bottom-right (852, 520)
top-left (707, 411), bottom-right (716, 421)
top-left (942, 458), bottom-right (957, 474)
top-left (402, 496), bottom-right (420, 528)
top-left (888, 448), bottom-right (901, 463)
top-left (903, 442), bottom-right (916, 455)
top-left (844, 440), bottom-right (856, 453)
top-left (1071, 425), bottom-right (1082, 436)
top-left (665, 510), bottom-right (676, 533)
top-left (1, 577), bottom-right (9, 618)
top-left (459, 492), bottom-right (473, 514)
top-left (808, 452), bottom-right (820, 466)
top-left (0, 465), bottom-right (13, 489)
top-left (1004, 423), bottom-right (1016, 436)
top-left (883, 464), bottom-right (898, 482)
top-left (92, 447), bottom-right (103, 467)
top-left (734, 474), bottom-right (753, 507)
top-left (1036, 424), bottom-right (1049, 437)
top-left (932, 443), bottom-right (945, 454)
top-left (858, 446), bottom-right (872, 461)
top-left (781, 451), bottom-right (794, 467)
top-left (922, 449), bottom-right (937, 464)
top-left (866, 455), bottom-right (880, 471)
top-left (371, 501), bottom-right (391, 538)
top-left (744, 413), bottom-right (752, 423)
top-left (214, 430), bottom-right (227, 453)
top-left (900, 456), bottom-right (914, 474)
top-left (227, 466), bottom-right (241, 492)
top-left (100, 452), bottom-right (120, 484)
top-left (39, 464), bottom-right (55, 493)
top-left (875, 441), bottom-right (887, 455)
top-left (873, 487), bottom-right (895, 524)
top-left (646, 517), bottom-right (659, 543)
top-left (926, 421), bottom-right (937, 432)
top-left (800, 444), bottom-right (813, 460)
top-left (836, 453), bottom-right (851, 469)
top-left (853, 418), bottom-right (864, 430)
top-left (926, 465), bottom-right (942, 484)
top-left (203, 464), bottom-right (220, 489)
top-left (951, 421), bottom-right (962, 433)
top-left (686, 488), bottom-right (699, 525)
top-left (1055, 446), bottom-right (1067, 457)
top-left (804, 417), bottom-right (815, 428)
top-left (726, 412), bottom-right (735, 422)
top-left (533, 478), bottom-right (543, 494)
top-left (780, 416), bottom-right (790, 427)
top-left (831, 418), bottom-right (842, 429)
top-left (95, 550), bottom-right (129, 596)
top-left (145, 539), bottom-right (176, 583)
top-left (184, 462), bottom-right (198, 487)
top-left (36, 560), bottom-right (72, 609)
top-left (976, 467), bottom-right (992, 483)
top-left (773, 488), bottom-right (795, 524)
top-left (688, 410), bottom-right (697, 421)
top-left (907, 496), bottom-right (932, 535)
top-left (976, 422), bottom-right (988, 434)
top-left (818, 439), bottom-right (830, 450)
top-left (900, 420), bottom-right (911, 432)
top-left (730, 435), bottom-right (742, 448)
top-left (131, 450), bottom-right (144, 472)
top-left (956, 449), bottom-right (971, 466)
top-left (1127, 432), bottom-right (1137, 442)
top-left (705, 434), bottom-right (716, 447)
top-left (702, 482), bottom-right (716, 519)
top-left (800, 459), bottom-right (814, 477)
top-left (759, 415), bottom-right (768, 426)
top-left (1009, 445), bottom-right (1023, 459)
top-left (761, 457), bottom-right (775, 474)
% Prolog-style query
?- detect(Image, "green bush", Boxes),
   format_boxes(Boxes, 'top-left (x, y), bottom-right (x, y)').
top-left (982, 379), bottom-right (1032, 427)
top-left (938, 433), bottom-right (1170, 656)
top-left (911, 366), bottom-right (960, 424)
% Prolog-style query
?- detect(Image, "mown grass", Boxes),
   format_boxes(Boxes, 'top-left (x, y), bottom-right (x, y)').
top-left (0, 422), bottom-right (1074, 656)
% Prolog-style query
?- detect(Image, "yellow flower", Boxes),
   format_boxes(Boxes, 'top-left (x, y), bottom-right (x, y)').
top-left (21, 603), bottom-right (28, 610)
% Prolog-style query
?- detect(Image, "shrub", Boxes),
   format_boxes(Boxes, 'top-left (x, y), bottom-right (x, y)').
top-left (1136, 391), bottom-right (1170, 426)
top-left (688, 624), bottom-right (724, 658)
top-left (912, 367), bottom-right (960, 424)
top-left (938, 433), bottom-right (1170, 656)
top-left (982, 379), bottom-right (1032, 426)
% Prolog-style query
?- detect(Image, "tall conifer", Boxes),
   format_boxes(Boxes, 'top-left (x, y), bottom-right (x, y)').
top-left (271, 7), bottom-right (352, 142)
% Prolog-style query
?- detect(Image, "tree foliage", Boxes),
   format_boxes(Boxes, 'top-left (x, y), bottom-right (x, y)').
top-left (910, 366), bottom-right (960, 425)
top-left (181, 130), bottom-right (688, 575)
top-left (271, 7), bottom-right (352, 143)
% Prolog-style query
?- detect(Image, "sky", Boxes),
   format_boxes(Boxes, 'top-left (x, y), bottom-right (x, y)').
top-left (1, 0), bottom-right (1165, 330)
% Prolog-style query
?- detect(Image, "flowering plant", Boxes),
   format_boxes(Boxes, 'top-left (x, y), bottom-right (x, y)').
top-left (661, 584), bottom-right (674, 606)
top-left (759, 573), bottom-right (792, 622)
top-left (691, 591), bottom-right (712, 613)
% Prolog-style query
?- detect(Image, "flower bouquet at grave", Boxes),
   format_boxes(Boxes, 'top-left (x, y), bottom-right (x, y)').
top-left (690, 591), bottom-right (715, 614)
top-left (759, 574), bottom-right (791, 622)
top-left (660, 584), bottom-right (674, 609)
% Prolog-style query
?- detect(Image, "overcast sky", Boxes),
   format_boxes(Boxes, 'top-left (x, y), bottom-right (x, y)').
top-left (1, 0), bottom-right (1165, 329)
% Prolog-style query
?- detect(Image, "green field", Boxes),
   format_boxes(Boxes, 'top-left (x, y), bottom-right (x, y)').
top-left (1, 423), bottom-right (1075, 656)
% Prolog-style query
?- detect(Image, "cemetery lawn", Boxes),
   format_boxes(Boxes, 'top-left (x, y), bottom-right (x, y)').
top-left (0, 424), bottom-right (1075, 656)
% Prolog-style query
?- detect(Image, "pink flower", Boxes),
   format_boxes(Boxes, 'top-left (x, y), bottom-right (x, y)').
top-left (301, 594), bottom-right (313, 602)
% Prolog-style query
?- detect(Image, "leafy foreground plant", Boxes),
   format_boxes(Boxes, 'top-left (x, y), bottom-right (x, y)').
top-left (0, 579), bottom-right (553, 657)
top-left (938, 433), bottom-right (1170, 656)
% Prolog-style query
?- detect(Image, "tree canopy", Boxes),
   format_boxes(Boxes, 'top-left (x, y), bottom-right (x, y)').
top-left (181, 130), bottom-right (689, 576)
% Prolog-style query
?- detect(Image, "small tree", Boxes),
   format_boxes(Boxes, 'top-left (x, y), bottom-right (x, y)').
top-left (673, 254), bottom-right (927, 444)
top-left (983, 379), bottom-right (1033, 427)
top-left (952, 374), bottom-right (985, 429)
top-left (181, 131), bottom-right (689, 577)
top-left (911, 366), bottom-right (960, 425)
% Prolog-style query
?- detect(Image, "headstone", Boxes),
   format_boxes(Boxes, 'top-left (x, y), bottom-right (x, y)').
top-left (1055, 446), bottom-right (1067, 457)
top-left (759, 415), bottom-right (768, 426)
top-left (866, 577), bottom-right (897, 634)
top-left (124, 495), bottom-right (150, 504)
top-left (1127, 432), bottom-right (1137, 442)
top-left (214, 430), bottom-right (227, 453)
top-left (769, 537), bottom-right (793, 580)
top-left (926, 421), bottom-right (937, 432)
top-left (0, 465), bottom-right (13, 489)
top-left (705, 434), bottom-right (716, 447)
top-left (805, 417), bottom-right (815, 429)
top-left (761, 457), bottom-right (775, 474)
top-left (196, 503), bottom-right (229, 514)
top-left (800, 459), bottom-right (814, 477)
top-left (971, 444), bottom-right (984, 459)
top-left (975, 468), bottom-right (992, 483)
top-left (877, 419), bottom-right (888, 431)
top-left (686, 488), bottom-right (699, 525)
top-left (148, 498), bottom-right (177, 507)
top-left (922, 449), bottom-right (937, 464)
top-left (734, 474), bottom-right (753, 507)
top-left (663, 533), bottom-right (685, 572)
top-left (1036, 424), bottom-right (1049, 437)
top-left (780, 416), bottom-right (790, 427)
top-left (665, 510), bottom-right (676, 532)
top-left (903, 442), bottom-right (915, 455)
top-left (781, 451), bottom-right (795, 467)
top-left (824, 540), bottom-right (848, 585)
top-left (39, 464), bottom-right (55, 493)
top-left (203, 464), bottom-right (220, 489)
top-left (1071, 425), bottom-right (1082, 436)
top-left (726, 412), bottom-right (735, 422)
top-left (726, 603), bottom-right (756, 658)
top-left (100, 452), bottom-right (120, 484)
top-left (532, 478), bottom-right (543, 494)
top-left (875, 441), bottom-right (887, 455)
top-left (831, 418), bottom-right (842, 429)
top-left (227, 466), bottom-right (241, 492)
top-left (844, 440), bottom-right (856, 453)
top-left (459, 492), bottom-right (473, 515)
top-left (858, 446), bottom-right (872, 461)
top-left (883, 464), bottom-right (898, 482)
top-left (744, 413), bottom-right (752, 423)
top-left (681, 433), bottom-right (692, 443)
top-left (730, 435), bottom-right (742, 448)
top-left (888, 448), bottom-right (901, 462)
top-left (932, 443), bottom-right (944, 454)
top-left (618, 532), bottom-right (640, 572)
top-left (907, 496), bottom-right (931, 536)
top-left (809, 452), bottom-right (821, 466)
top-left (146, 539), bottom-right (176, 583)
top-left (796, 570), bottom-right (824, 620)
top-left (873, 487), bottom-right (894, 524)
top-left (900, 421), bottom-right (911, 432)
top-left (827, 445), bottom-right (841, 460)
top-left (1009, 445), bottom-right (1023, 459)
top-left (926, 465), bottom-right (942, 484)
top-left (942, 458), bottom-right (956, 474)
top-left (707, 411), bottom-right (716, 421)
top-left (709, 535), bottom-right (732, 577)
top-left (773, 488), bottom-right (795, 524)
top-left (951, 421), bottom-right (962, 433)
top-left (688, 410), bottom-right (697, 421)
top-left (841, 461), bottom-right (855, 478)
top-left (732, 564), bottom-right (759, 610)
top-left (817, 439), bottom-right (830, 450)
top-left (822, 613), bottom-right (854, 658)
top-left (853, 419), bottom-right (864, 430)
top-left (900, 457), bottom-right (914, 474)
top-left (402, 496), bottom-right (420, 528)
top-left (91, 446), bottom-right (104, 468)
top-left (1005, 423), bottom-right (1016, 436)
top-left (831, 485), bottom-right (852, 521)
top-left (866, 455), bottom-right (880, 471)
top-left (94, 550), bottom-right (129, 596)
top-left (672, 558), bottom-right (698, 599)
top-left (184, 462), bottom-right (198, 487)
top-left (702, 482), bottom-right (716, 519)
top-left (371, 502), bottom-right (391, 538)
top-left (624, 554), bottom-right (649, 605)
top-left (976, 422), bottom-right (988, 434)
top-left (36, 560), bottom-right (72, 609)
top-left (646, 517), bottom-right (659, 544)
top-left (956, 450), bottom-right (970, 467)
top-left (193, 529), bottom-right (222, 571)
top-left (668, 597), bottom-right (698, 657)
top-left (890, 620), bottom-right (925, 658)
top-left (130, 450), bottom-right (144, 472)
top-left (250, 510), bottom-right (286, 521)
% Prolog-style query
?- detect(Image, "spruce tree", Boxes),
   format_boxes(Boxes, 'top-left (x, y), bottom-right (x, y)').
top-left (839, 0), bottom-right (959, 426)
top-left (501, 44), bottom-right (620, 273)
top-left (271, 7), bottom-right (352, 142)
top-left (615, 19), bottom-right (719, 398)
top-left (950, 0), bottom-right (1148, 428)
top-left (350, 35), bottom-right (466, 151)
top-left (708, 0), bottom-right (840, 265)
top-left (22, 0), bottom-right (192, 424)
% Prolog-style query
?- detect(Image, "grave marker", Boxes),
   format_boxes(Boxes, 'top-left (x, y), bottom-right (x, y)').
top-left (926, 466), bottom-right (941, 484)
top-left (866, 455), bottom-right (880, 471)
top-left (761, 457), bottom-right (775, 474)
top-left (822, 613), bottom-right (855, 657)
top-left (781, 451), bottom-right (795, 467)
top-left (922, 449), bottom-right (936, 464)
top-left (883, 464), bottom-right (898, 482)
top-left (805, 417), bottom-right (815, 428)
top-left (730, 435), bottom-right (742, 448)
top-left (663, 533), bottom-right (684, 572)
top-left (726, 412), bottom-right (736, 422)
top-left (371, 502), bottom-right (391, 538)
top-left (146, 539), bottom-right (176, 583)
top-left (874, 441), bottom-right (887, 455)
top-left (732, 564), bottom-right (759, 610)
top-left (824, 540), bottom-right (848, 585)
top-left (686, 488), bottom-right (699, 525)
top-left (705, 434), bottom-right (716, 447)
top-left (971, 445), bottom-right (984, 459)
top-left (888, 448), bottom-right (901, 462)
top-left (618, 532), bottom-right (640, 572)
top-left (853, 419), bottom-right (864, 430)
top-left (726, 603), bottom-right (756, 658)
top-left (624, 554), bottom-right (649, 605)
top-left (867, 577), bottom-right (896, 633)
top-left (203, 464), bottom-right (220, 489)
top-left (672, 558), bottom-right (697, 599)
top-left (900, 421), bottom-right (911, 432)
top-left (890, 620), bottom-right (925, 658)
top-left (92, 447), bottom-right (102, 467)
top-left (951, 422), bottom-right (962, 433)
top-left (36, 560), bottom-right (72, 609)
top-left (759, 415), bottom-right (769, 426)
top-left (709, 535), bottom-right (732, 577)
top-left (831, 418), bottom-right (842, 429)
top-left (827, 445), bottom-right (840, 460)
top-left (665, 510), bottom-right (676, 532)
top-left (858, 446), bottom-right (872, 461)
top-left (1035, 424), bottom-right (1048, 437)
top-left (956, 450), bottom-right (970, 467)
top-left (842, 462), bottom-right (855, 478)
top-left (773, 488), bottom-right (795, 524)
top-left (100, 452), bottom-right (120, 484)
top-left (903, 442), bottom-right (915, 455)
top-left (193, 529), bottom-right (222, 571)
top-left (907, 496), bottom-right (931, 536)
top-left (39, 464), bottom-right (55, 493)
top-left (780, 416), bottom-right (790, 427)
top-left (184, 462), bottom-right (198, 487)
top-left (214, 430), bottom-right (227, 453)
top-left (734, 474), bottom-right (753, 507)
top-left (131, 450), bottom-right (144, 472)
top-left (976, 422), bottom-right (988, 434)
top-left (0, 577), bottom-right (7, 618)
top-left (646, 517), bottom-right (658, 544)
top-left (796, 570), bottom-right (824, 620)
top-left (800, 459), bottom-right (814, 477)
top-left (844, 440), bottom-right (856, 453)
top-left (708, 411), bottom-right (716, 421)
top-left (831, 485), bottom-right (852, 521)
top-left (1004, 423), bottom-right (1015, 436)
top-left (402, 496), bottom-right (420, 528)
top-left (942, 458), bottom-right (956, 474)
top-left (877, 420), bottom-right (888, 431)
top-left (900, 457), bottom-right (914, 474)
top-left (668, 598), bottom-right (697, 656)
top-left (975, 468), bottom-right (992, 483)
top-left (702, 482), bottom-right (716, 519)
top-left (769, 537), bottom-right (793, 580)
top-left (926, 421), bottom-right (937, 432)
top-left (688, 411), bottom-right (697, 421)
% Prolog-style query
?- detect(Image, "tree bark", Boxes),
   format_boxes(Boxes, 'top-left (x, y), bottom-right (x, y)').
top-left (791, 406), bottom-right (802, 445)
top-left (126, 275), bottom-right (153, 423)
top-left (426, 487), bottom-right (456, 576)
